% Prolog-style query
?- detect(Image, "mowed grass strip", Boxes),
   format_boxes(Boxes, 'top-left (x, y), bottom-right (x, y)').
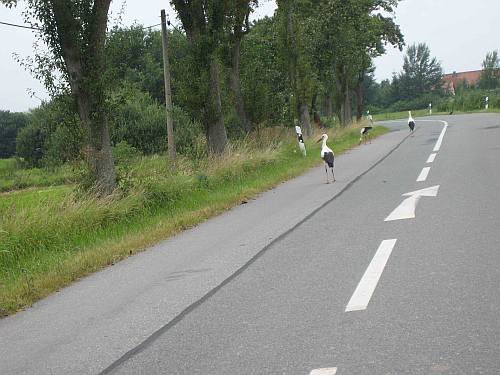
top-left (0, 126), bottom-right (388, 317)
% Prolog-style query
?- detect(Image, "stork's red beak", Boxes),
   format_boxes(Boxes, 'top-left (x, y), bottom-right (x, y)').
top-left (316, 137), bottom-right (323, 144)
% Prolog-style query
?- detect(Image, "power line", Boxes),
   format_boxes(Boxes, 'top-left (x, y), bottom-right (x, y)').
top-left (1, 20), bottom-right (161, 32)
top-left (141, 23), bottom-right (161, 30)
top-left (108, 23), bottom-right (162, 35)
top-left (0, 20), bottom-right (41, 31)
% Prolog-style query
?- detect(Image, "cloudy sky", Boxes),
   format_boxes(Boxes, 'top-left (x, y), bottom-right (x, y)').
top-left (374, 0), bottom-right (500, 82)
top-left (1, 0), bottom-right (499, 112)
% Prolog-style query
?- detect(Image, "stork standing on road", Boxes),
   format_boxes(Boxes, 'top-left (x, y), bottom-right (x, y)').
top-left (317, 133), bottom-right (335, 183)
top-left (408, 111), bottom-right (415, 134)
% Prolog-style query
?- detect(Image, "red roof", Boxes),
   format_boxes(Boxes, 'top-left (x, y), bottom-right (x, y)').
top-left (442, 70), bottom-right (482, 94)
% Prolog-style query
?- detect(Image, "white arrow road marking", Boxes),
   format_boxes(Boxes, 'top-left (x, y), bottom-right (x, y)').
top-left (385, 185), bottom-right (440, 222)
top-left (417, 167), bottom-right (431, 182)
top-left (433, 121), bottom-right (448, 152)
top-left (426, 153), bottom-right (437, 163)
top-left (309, 368), bottom-right (337, 375)
top-left (346, 239), bottom-right (397, 312)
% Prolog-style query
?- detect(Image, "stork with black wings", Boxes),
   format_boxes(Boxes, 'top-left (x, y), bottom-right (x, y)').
top-left (359, 125), bottom-right (373, 145)
top-left (317, 134), bottom-right (335, 184)
top-left (408, 111), bottom-right (416, 133)
top-left (295, 126), bottom-right (307, 156)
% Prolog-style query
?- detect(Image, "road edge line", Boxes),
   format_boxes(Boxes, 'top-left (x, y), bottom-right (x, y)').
top-left (99, 130), bottom-right (414, 374)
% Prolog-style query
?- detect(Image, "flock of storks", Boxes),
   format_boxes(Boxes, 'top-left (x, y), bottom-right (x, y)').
top-left (297, 111), bottom-right (416, 184)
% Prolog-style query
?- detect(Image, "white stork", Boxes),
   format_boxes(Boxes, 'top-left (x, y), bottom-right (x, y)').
top-left (359, 125), bottom-right (373, 145)
top-left (367, 110), bottom-right (374, 125)
top-left (316, 133), bottom-right (335, 183)
top-left (408, 111), bottom-right (415, 133)
top-left (295, 125), bottom-right (307, 156)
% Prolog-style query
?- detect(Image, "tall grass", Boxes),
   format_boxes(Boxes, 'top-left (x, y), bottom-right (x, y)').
top-left (0, 125), bottom-right (388, 317)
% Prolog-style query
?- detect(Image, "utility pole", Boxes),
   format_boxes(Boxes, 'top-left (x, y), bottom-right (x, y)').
top-left (161, 9), bottom-right (176, 167)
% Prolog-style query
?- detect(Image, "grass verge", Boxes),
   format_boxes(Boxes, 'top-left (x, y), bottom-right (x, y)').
top-left (373, 108), bottom-right (500, 122)
top-left (373, 109), bottom-right (445, 121)
top-left (0, 125), bottom-right (388, 317)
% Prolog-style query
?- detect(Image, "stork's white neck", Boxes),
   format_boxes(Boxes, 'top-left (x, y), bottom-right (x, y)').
top-left (322, 138), bottom-right (328, 149)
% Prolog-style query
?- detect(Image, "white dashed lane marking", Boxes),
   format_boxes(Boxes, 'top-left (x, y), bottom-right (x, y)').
top-left (417, 167), bottom-right (431, 182)
top-left (309, 368), bottom-right (338, 375)
top-left (345, 239), bottom-right (397, 312)
top-left (427, 153), bottom-right (437, 163)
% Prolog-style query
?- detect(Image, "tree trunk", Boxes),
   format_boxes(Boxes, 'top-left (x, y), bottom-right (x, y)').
top-left (325, 89), bottom-right (334, 118)
top-left (171, 0), bottom-right (229, 155)
top-left (87, 116), bottom-right (115, 195)
top-left (206, 55), bottom-right (228, 155)
top-left (339, 87), bottom-right (352, 127)
top-left (230, 37), bottom-right (252, 133)
top-left (298, 100), bottom-right (312, 137)
top-left (83, 0), bottom-right (115, 194)
top-left (355, 82), bottom-right (364, 122)
top-left (335, 65), bottom-right (352, 127)
top-left (311, 91), bottom-right (321, 126)
top-left (283, 1), bottom-right (300, 127)
top-left (342, 88), bottom-right (352, 127)
top-left (74, 83), bottom-right (116, 195)
top-left (51, 0), bottom-right (116, 195)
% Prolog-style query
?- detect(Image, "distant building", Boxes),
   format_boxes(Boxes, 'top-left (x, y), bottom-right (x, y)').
top-left (442, 70), bottom-right (482, 95)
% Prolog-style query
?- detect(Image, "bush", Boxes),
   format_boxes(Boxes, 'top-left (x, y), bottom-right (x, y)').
top-left (171, 106), bottom-right (206, 158)
top-left (456, 89), bottom-right (498, 111)
top-left (112, 141), bottom-right (141, 165)
top-left (16, 124), bottom-right (44, 167)
top-left (0, 111), bottom-right (28, 159)
top-left (386, 93), bottom-right (443, 113)
top-left (109, 86), bottom-right (166, 155)
top-left (16, 96), bottom-right (82, 168)
top-left (109, 85), bottom-right (205, 158)
top-left (42, 122), bottom-right (84, 167)
top-left (320, 116), bottom-right (337, 128)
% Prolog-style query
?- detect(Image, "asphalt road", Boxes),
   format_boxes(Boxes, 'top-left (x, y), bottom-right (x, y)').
top-left (1, 114), bottom-right (499, 374)
top-left (104, 114), bottom-right (500, 374)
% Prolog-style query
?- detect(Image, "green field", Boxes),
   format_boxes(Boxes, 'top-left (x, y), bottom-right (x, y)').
top-left (0, 158), bottom-right (77, 193)
top-left (0, 158), bottom-right (17, 171)
top-left (0, 125), bottom-right (388, 317)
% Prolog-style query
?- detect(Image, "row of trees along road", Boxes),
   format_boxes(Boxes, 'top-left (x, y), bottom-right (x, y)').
top-left (1, 0), bottom-right (404, 196)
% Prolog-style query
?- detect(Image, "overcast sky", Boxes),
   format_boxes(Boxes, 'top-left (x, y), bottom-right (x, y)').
top-left (1, 0), bottom-right (499, 112)
top-left (374, 0), bottom-right (500, 82)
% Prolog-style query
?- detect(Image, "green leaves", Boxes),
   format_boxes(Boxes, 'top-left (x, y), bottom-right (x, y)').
top-left (0, 111), bottom-right (28, 159)
top-left (398, 43), bottom-right (443, 99)
top-left (479, 50), bottom-right (500, 90)
top-left (0, 0), bottom-right (17, 8)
